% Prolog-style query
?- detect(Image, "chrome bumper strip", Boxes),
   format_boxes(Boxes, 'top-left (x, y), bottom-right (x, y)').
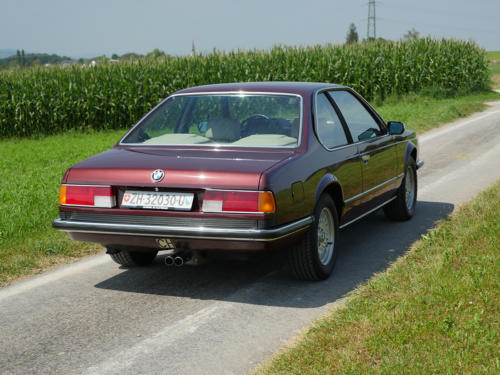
top-left (52, 216), bottom-right (314, 242)
top-left (344, 173), bottom-right (404, 204)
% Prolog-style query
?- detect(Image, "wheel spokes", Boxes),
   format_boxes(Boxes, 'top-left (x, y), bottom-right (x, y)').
top-left (317, 207), bottom-right (335, 265)
top-left (405, 166), bottom-right (416, 210)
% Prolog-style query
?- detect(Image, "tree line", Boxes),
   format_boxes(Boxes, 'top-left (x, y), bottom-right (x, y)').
top-left (0, 50), bottom-right (72, 70)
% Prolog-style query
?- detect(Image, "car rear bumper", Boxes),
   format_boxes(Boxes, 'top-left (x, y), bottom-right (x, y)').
top-left (52, 215), bottom-right (313, 247)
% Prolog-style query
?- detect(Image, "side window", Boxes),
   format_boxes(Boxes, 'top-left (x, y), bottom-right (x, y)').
top-left (328, 91), bottom-right (383, 142)
top-left (315, 93), bottom-right (348, 149)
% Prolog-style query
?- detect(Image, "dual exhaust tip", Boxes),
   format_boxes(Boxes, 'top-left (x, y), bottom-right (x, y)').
top-left (164, 255), bottom-right (184, 267)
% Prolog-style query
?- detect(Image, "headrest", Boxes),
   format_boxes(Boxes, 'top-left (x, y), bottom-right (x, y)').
top-left (205, 118), bottom-right (240, 142)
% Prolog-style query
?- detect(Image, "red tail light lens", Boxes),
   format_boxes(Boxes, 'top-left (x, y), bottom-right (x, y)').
top-left (202, 190), bottom-right (275, 213)
top-left (59, 185), bottom-right (116, 208)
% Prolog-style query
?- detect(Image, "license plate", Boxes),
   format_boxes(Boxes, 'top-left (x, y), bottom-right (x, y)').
top-left (121, 191), bottom-right (194, 211)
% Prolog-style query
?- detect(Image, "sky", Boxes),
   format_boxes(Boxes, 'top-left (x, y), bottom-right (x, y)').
top-left (1, 0), bottom-right (499, 58)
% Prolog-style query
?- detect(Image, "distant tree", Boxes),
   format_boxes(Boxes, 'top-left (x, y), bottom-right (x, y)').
top-left (191, 41), bottom-right (196, 56)
top-left (0, 51), bottom-right (72, 70)
top-left (120, 52), bottom-right (143, 60)
top-left (92, 55), bottom-right (109, 63)
top-left (111, 53), bottom-right (119, 60)
top-left (146, 48), bottom-right (166, 59)
top-left (346, 23), bottom-right (359, 44)
top-left (403, 28), bottom-right (420, 41)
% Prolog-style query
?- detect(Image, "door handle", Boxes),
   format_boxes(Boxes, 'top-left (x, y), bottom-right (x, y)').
top-left (361, 155), bottom-right (370, 164)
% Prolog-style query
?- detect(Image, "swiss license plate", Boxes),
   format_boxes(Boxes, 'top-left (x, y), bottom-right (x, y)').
top-left (121, 191), bottom-right (194, 211)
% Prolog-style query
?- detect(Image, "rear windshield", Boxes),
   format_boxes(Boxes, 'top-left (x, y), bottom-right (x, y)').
top-left (121, 93), bottom-right (301, 147)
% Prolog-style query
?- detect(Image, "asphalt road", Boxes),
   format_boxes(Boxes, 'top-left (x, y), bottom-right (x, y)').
top-left (1, 101), bottom-right (500, 375)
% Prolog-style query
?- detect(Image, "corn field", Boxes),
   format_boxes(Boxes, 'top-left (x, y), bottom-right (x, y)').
top-left (0, 38), bottom-right (489, 138)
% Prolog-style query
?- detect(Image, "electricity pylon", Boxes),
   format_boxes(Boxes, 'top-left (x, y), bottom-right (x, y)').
top-left (367, 0), bottom-right (376, 40)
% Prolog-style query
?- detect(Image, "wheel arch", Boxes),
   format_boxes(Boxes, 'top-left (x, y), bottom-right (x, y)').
top-left (405, 141), bottom-right (418, 165)
top-left (314, 173), bottom-right (344, 218)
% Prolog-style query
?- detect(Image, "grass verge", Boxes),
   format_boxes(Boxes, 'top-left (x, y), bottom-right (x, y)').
top-left (0, 129), bottom-right (125, 286)
top-left (257, 180), bottom-right (500, 375)
top-left (376, 90), bottom-right (500, 133)
top-left (486, 51), bottom-right (500, 89)
top-left (1, 90), bottom-right (500, 287)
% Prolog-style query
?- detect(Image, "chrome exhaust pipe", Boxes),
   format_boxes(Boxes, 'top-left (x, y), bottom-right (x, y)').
top-left (164, 255), bottom-right (174, 266)
top-left (174, 256), bottom-right (184, 267)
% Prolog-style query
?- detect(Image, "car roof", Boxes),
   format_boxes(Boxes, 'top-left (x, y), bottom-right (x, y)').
top-left (175, 82), bottom-right (347, 97)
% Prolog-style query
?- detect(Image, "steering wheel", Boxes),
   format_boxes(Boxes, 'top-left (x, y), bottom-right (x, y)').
top-left (240, 114), bottom-right (269, 137)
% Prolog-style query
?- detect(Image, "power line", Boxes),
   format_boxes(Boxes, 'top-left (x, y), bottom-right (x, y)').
top-left (367, 0), bottom-right (376, 39)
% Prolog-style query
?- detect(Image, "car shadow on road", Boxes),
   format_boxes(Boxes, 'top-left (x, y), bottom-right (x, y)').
top-left (95, 200), bottom-right (453, 308)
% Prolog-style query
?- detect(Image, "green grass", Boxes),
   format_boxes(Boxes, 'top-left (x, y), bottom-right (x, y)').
top-left (489, 74), bottom-right (500, 90)
top-left (1, 91), bottom-right (500, 286)
top-left (0, 129), bottom-right (125, 285)
top-left (486, 51), bottom-right (500, 61)
top-left (258, 180), bottom-right (500, 375)
top-left (489, 63), bottom-right (500, 75)
top-left (486, 51), bottom-right (500, 89)
top-left (377, 90), bottom-right (500, 133)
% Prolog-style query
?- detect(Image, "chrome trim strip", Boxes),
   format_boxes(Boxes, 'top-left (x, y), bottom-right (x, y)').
top-left (59, 204), bottom-right (114, 208)
top-left (339, 196), bottom-right (397, 229)
top-left (52, 215), bottom-right (314, 242)
top-left (416, 159), bottom-right (424, 169)
top-left (344, 173), bottom-right (404, 204)
top-left (118, 92), bottom-right (304, 150)
top-left (203, 188), bottom-right (272, 193)
top-left (62, 184), bottom-right (113, 188)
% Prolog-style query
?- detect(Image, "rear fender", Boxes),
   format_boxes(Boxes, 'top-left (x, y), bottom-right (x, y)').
top-left (315, 174), bottom-right (340, 202)
top-left (404, 140), bottom-right (418, 165)
top-left (314, 173), bottom-right (345, 214)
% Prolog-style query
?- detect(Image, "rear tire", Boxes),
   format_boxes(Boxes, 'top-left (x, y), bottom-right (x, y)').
top-left (108, 248), bottom-right (158, 267)
top-left (383, 158), bottom-right (417, 221)
top-left (288, 194), bottom-right (339, 281)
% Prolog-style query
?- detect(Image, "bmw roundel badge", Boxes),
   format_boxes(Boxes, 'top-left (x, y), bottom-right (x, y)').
top-left (151, 169), bottom-right (165, 183)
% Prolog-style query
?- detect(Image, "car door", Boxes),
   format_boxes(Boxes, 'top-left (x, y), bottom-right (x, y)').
top-left (328, 90), bottom-right (397, 211)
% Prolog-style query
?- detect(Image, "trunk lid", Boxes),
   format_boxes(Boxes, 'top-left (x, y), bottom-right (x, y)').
top-left (66, 146), bottom-right (294, 190)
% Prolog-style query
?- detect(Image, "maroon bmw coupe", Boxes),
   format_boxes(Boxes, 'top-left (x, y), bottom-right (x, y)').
top-left (53, 82), bottom-right (423, 280)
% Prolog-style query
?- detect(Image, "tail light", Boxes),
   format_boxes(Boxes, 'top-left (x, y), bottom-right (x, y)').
top-left (202, 190), bottom-right (275, 213)
top-left (59, 185), bottom-right (116, 208)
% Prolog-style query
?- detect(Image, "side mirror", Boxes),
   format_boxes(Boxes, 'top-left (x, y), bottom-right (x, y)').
top-left (388, 121), bottom-right (405, 135)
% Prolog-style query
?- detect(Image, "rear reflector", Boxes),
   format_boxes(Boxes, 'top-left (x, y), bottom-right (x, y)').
top-left (202, 190), bottom-right (275, 213)
top-left (59, 185), bottom-right (116, 208)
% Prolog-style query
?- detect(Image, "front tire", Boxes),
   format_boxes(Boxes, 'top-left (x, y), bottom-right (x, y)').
top-left (108, 248), bottom-right (158, 267)
top-left (383, 158), bottom-right (417, 221)
top-left (288, 194), bottom-right (339, 281)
